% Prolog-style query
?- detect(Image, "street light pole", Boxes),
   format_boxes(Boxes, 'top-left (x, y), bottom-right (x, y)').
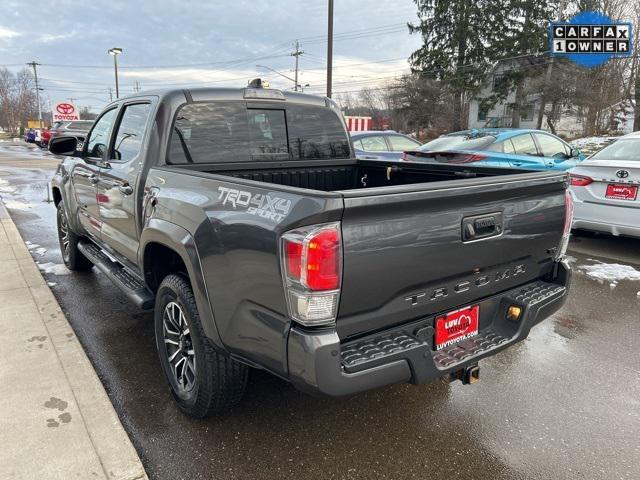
top-left (327, 0), bottom-right (334, 98)
top-left (108, 48), bottom-right (123, 99)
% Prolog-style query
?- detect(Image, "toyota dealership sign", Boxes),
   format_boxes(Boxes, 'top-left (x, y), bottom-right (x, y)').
top-left (52, 102), bottom-right (80, 122)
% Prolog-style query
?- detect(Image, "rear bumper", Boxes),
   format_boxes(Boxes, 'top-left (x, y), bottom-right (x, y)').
top-left (573, 199), bottom-right (640, 238)
top-left (287, 260), bottom-right (571, 397)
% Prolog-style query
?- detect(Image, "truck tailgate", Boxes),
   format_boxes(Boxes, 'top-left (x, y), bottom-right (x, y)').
top-left (337, 172), bottom-right (567, 340)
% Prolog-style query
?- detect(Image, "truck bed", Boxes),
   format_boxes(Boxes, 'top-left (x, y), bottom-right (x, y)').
top-left (190, 159), bottom-right (515, 192)
top-left (165, 159), bottom-right (568, 341)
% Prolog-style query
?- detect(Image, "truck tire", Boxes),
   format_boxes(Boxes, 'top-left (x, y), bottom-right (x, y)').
top-left (155, 274), bottom-right (248, 418)
top-left (56, 203), bottom-right (93, 271)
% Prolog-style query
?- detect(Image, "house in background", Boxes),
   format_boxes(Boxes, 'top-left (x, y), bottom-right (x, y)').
top-left (467, 61), bottom-right (634, 138)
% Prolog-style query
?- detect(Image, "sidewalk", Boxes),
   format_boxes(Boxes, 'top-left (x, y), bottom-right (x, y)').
top-left (0, 201), bottom-right (147, 480)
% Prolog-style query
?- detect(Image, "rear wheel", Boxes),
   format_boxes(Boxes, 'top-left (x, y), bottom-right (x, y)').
top-left (56, 204), bottom-right (93, 271)
top-left (155, 274), bottom-right (248, 418)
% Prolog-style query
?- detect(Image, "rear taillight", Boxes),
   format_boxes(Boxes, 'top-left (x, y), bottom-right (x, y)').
top-left (460, 153), bottom-right (487, 163)
top-left (556, 190), bottom-right (574, 260)
top-left (570, 174), bottom-right (593, 186)
top-left (281, 223), bottom-right (342, 326)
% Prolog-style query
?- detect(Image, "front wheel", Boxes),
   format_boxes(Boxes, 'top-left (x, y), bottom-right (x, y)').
top-left (155, 274), bottom-right (248, 418)
top-left (56, 203), bottom-right (93, 271)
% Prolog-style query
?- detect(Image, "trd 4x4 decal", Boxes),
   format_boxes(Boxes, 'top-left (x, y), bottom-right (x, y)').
top-left (217, 186), bottom-right (292, 222)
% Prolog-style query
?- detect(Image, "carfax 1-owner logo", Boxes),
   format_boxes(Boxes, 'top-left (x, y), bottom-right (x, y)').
top-left (550, 11), bottom-right (633, 68)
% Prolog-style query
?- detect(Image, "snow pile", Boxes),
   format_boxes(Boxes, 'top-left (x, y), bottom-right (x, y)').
top-left (36, 262), bottom-right (71, 276)
top-left (576, 260), bottom-right (640, 288)
top-left (25, 241), bottom-right (47, 256)
top-left (570, 136), bottom-right (618, 156)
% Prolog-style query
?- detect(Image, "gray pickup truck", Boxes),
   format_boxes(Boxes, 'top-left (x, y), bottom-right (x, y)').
top-left (50, 83), bottom-right (572, 418)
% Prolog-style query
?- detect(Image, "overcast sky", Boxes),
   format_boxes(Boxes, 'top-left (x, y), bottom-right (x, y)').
top-left (0, 0), bottom-right (421, 112)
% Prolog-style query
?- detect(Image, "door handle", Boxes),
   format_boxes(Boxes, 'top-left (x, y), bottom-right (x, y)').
top-left (118, 184), bottom-right (134, 196)
top-left (89, 174), bottom-right (99, 184)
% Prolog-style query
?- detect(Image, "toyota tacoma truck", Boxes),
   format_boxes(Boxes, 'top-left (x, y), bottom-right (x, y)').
top-left (50, 83), bottom-right (572, 418)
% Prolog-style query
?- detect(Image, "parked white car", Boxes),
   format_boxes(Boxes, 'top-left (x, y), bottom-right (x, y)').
top-left (569, 132), bottom-right (640, 238)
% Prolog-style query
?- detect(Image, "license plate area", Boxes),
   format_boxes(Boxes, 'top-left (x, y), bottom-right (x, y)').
top-left (434, 305), bottom-right (479, 350)
top-left (606, 184), bottom-right (638, 201)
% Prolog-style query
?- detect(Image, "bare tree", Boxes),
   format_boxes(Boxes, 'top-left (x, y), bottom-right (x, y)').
top-left (0, 67), bottom-right (39, 135)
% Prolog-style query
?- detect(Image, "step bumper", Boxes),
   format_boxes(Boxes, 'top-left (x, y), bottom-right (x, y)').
top-left (287, 260), bottom-right (571, 397)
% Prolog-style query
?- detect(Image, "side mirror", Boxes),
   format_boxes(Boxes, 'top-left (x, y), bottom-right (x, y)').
top-left (570, 147), bottom-right (580, 158)
top-left (49, 136), bottom-right (78, 156)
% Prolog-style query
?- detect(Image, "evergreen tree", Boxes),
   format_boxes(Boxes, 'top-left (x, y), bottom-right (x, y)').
top-left (408, 0), bottom-right (505, 131)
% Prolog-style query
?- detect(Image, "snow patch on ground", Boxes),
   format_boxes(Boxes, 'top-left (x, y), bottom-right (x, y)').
top-left (3, 200), bottom-right (32, 210)
top-left (0, 178), bottom-right (16, 194)
top-left (47, 282), bottom-right (57, 287)
top-left (576, 260), bottom-right (640, 285)
top-left (36, 262), bottom-right (71, 276)
top-left (24, 241), bottom-right (47, 256)
top-left (570, 136), bottom-right (619, 156)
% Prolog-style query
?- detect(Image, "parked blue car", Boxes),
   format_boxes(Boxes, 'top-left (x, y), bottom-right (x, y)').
top-left (351, 130), bottom-right (422, 161)
top-left (403, 128), bottom-right (585, 171)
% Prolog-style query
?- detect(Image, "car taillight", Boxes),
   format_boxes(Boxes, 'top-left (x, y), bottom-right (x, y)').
top-left (556, 190), bottom-right (574, 260)
top-left (460, 153), bottom-right (487, 162)
top-left (570, 174), bottom-right (593, 186)
top-left (281, 223), bottom-right (342, 326)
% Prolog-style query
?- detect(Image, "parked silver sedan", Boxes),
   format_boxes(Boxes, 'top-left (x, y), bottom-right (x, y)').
top-left (569, 132), bottom-right (640, 238)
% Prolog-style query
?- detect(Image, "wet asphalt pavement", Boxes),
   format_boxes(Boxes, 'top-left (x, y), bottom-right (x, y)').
top-left (1, 142), bottom-right (639, 480)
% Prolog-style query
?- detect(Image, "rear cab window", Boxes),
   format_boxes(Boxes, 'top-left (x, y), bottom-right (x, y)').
top-left (168, 101), bottom-right (350, 164)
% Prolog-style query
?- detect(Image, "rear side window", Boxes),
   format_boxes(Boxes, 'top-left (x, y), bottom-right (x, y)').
top-left (387, 135), bottom-right (420, 151)
top-left (502, 139), bottom-right (516, 154)
top-left (510, 133), bottom-right (538, 156)
top-left (169, 101), bottom-right (350, 164)
top-left (358, 136), bottom-right (388, 152)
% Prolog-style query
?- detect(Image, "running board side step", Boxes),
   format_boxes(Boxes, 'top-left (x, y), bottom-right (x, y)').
top-left (77, 240), bottom-right (154, 309)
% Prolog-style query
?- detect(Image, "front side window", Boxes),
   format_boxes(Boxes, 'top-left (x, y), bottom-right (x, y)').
top-left (534, 133), bottom-right (567, 158)
top-left (86, 108), bottom-right (117, 159)
top-left (112, 103), bottom-right (151, 162)
top-left (387, 135), bottom-right (420, 152)
top-left (510, 133), bottom-right (538, 156)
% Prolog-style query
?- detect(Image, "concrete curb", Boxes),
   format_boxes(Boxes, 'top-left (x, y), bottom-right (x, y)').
top-left (0, 200), bottom-right (148, 480)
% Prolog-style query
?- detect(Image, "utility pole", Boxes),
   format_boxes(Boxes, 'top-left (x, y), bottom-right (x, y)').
top-left (326, 0), bottom-right (334, 98)
top-left (291, 40), bottom-right (304, 92)
top-left (27, 61), bottom-right (43, 128)
top-left (134, 81), bottom-right (140, 93)
top-left (109, 87), bottom-right (113, 102)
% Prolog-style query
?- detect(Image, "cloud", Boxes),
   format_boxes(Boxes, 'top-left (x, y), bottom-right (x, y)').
top-left (0, 25), bottom-right (20, 39)
top-left (39, 31), bottom-right (77, 43)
